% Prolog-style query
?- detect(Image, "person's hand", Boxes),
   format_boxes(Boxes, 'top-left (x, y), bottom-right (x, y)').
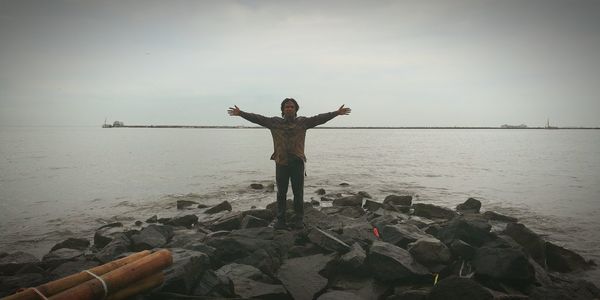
top-left (337, 104), bottom-right (351, 116)
top-left (228, 105), bottom-right (241, 116)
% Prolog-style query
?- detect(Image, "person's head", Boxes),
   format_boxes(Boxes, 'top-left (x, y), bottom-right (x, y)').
top-left (281, 98), bottom-right (299, 118)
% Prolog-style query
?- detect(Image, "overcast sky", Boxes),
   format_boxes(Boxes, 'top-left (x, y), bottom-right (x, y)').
top-left (1, 0), bottom-right (599, 127)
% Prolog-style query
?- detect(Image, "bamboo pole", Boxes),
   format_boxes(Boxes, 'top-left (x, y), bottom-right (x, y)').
top-left (49, 249), bottom-right (172, 300)
top-left (105, 273), bottom-right (164, 300)
top-left (2, 250), bottom-right (152, 300)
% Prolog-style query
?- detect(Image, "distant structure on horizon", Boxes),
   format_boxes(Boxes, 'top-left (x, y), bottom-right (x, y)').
top-left (501, 124), bottom-right (528, 129)
top-left (545, 118), bottom-right (558, 129)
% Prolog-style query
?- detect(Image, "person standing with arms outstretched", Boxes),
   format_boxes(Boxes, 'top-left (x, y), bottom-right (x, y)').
top-left (228, 98), bottom-right (351, 229)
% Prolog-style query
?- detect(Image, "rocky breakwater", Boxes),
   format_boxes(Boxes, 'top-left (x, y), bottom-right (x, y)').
top-left (1, 188), bottom-right (599, 299)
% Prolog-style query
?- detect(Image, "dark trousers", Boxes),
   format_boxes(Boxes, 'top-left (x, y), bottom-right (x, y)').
top-left (275, 157), bottom-right (304, 222)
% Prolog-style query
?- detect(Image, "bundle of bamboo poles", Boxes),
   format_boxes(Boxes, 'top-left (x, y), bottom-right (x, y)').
top-left (2, 249), bottom-right (172, 300)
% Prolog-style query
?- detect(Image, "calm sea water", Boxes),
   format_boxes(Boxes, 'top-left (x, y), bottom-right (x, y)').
top-left (1, 127), bottom-right (599, 280)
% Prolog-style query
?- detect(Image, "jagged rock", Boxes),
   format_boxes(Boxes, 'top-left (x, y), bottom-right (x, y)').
top-left (0, 273), bottom-right (46, 297)
top-left (166, 229), bottom-right (207, 248)
top-left (197, 204), bottom-right (209, 208)
top-left (341, 222), bottom-right (378, 248)
top-left (93, 222), bottom-right (124, 248)
top-left (321, 206), bottom-right (365, 218)
top-left (408, 237), bottom-right (451, 267)
top-left (340, 182), bottom-right (350, 186)
top-left (277, 253), bottom-right (337, 300)
top-left (383, 195), bottom-right (412, 206)
top-left (472, 246), bottom-right (535, 282)
top-left (503, 222), bottom-right (546, 268)
top-left (215, 263), bottom-right (270, 282)
top-left (405, 216), bottom-right (436, 228)
top-left (333, 195), bottom-right (363, 207)
top-left (205, 201), bottom-right (233, 214)
top-left (483, 211), bottom-right (517, 223)
top-left (230, 276), bottom-right (289, 299)
top-left (456, 197), bottom-right (482, 213)
top-left (384, 203), bottom-right (411, 213)
top-left (42, 248), bottom-right (85, 269)
top-left (131, 225), bottom-right (174, 251)
top-left (160, 248), bottom-right (211, 294)
top-left (165, 214), bottom-right (198, 229)
top-left (244, 209), bottom-right (275, 221)
top-left (363, 199), bottom-right (383, 212)
top-left (0, 252), bottom-right (39, 275)
top-left (329, 274), bottom-right (390, 300)
top-left (428, 276), bottom-right (494, 300)
top-left (95, 233), bottom-right (131, 263)
top-left (288, 243), bottom-right (323, 259)
top-left (208, 211), bottom-right (244, 231)
top-left (367, 241), bottom-right (430, 281)
top-left (528, 275), bottom-right (600, 300)
top-left (338, 243), bottom-right (366, 271)
top-left (412, 203), bottom-right (457, 220)
top-left (14, 263), bottom-right (44, 275)
top-left (449, 239), bottom-right (476, 260)
top-left (370, 214), bottom-right (400, 232)
top-left (318, 290), bottom-right (363, 300)
top-left (190, 269), bottom-right (235, 297)
top-left (49, 259), bottom-right (100, 279)
top-left (311, 199), bottom-right (320, 205)
top-left (308, 227), bottom-right (351, 253)
top-left (50, 238), bottom-right (90, 252)
top-left (435, 215), bottom-right (493, 247)
top-left (205, 230), bottom-right (231, 239)
top-left (157, 217), bottom-right (172, 224)
top-left (381, 223), bottom-right (432, 248)
top-left (241, 215), bottom-right (269, 229)
top-left (135, 220), bottom-right (143, 226)
top-left (250, 183), bottom-right (264, 189)
top-left (390, 286), bottom-right (430, 300)
top-left (176, 199), bottom-right (198, 209)
top-left (316, 188), bottom-right (326, 195)
top-left (146, 215), bottom-right (158, 223)
top-left (358, 191), bottom-right (372, 199)
top-left (546, 241), bottom-right (592, 272)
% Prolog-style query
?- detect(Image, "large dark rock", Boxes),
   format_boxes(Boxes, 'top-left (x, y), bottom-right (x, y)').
top-left (277, 253), bottom-right (337, 300)
top-left (318, 290), bottom-right (363, 300)
top-left (250, 183), bottom-right (264, 189)
top-left (363, 199), bottom-right (383, 212)
top-left (243, 209), bottom-right (275, 222)
top-left (546, 242), bottom-right (592, 273)
top-left (456, 197), bottom-right (482, 213)
top-left (50, 238), bottom-right (90, 252)
top-left (428, 276), bottom-right (494, 300)
top-left (315, 188), bottom-right (326, 195)
top-left (131, 225), bottom-right (174, 251)
top-left (205, 200), bottom-right (233, 214)
top-left (383, 195), bottom-right (412, 206)
top-left (165, 214), bottom-right (198, 229)
top-left (328, 274), bottom-right (390, 300)
top-left (0, 273), bottom-right (46, 297)
top-left (407, 237), bottom-right (451, 267)
top-left (412, 203), bottom-right (457, 220)
top-left (0, 252), bottom-right (39, 276)
top-left (333, 195), bottom-right (363, 207)
top-left (93, 222), bottom-right (124, 249)
top-left (528, 275), bottom-right (600, 300)
top-left (165, 229), bottom-right (207, 248)
top-left (95, 232), bottom-right (132, 263)
top-left (240, 215), bottom-right (269, 229)
top-left (503, 222), bottom-right (546, 268)
top-left (321, 206), bottom-right (366, 218)
top-left (190, 269), bottom-right (235, 297)
top-left (472, 246), bottom-right (535, 283)
top-left (367, 241), bottom-right (430, 281)
top-left (338, 243), bottom-right (366, 272)
top-left (208, 211), bottom-right (244, 231)
top-left (160, 248), bottom-right (211, 294)
top-left (483, 211), bottom-right (518, 223)
top-left (308, 227), bottom-right (351, 253)
top-left (340, 222), bottom-right (378, 249)
top-left (381, 223), bottom-right (432, 248)
top-left (449, 239), bottom-right (476, 260)
top-left (42, 248), bottom-right (85, 269)
top-left (176, 199), bottom-right (198, 209)
top-left (435, 215), bottom-right (493, 247)
top-left (216, 264), bottom-right (289, 299)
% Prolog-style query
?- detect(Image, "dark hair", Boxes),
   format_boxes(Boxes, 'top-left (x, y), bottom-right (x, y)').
top-left (280, 98), bottom-right (299, 117)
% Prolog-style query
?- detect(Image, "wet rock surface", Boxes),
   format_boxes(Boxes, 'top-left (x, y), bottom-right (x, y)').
top-left (0, 192), bottom-right (597, 299)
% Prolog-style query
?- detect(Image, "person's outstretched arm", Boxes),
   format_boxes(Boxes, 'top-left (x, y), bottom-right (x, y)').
top-left (228, 105), bottom-right (274, 128)
top-left (305, 105), bottom-right (351, 128)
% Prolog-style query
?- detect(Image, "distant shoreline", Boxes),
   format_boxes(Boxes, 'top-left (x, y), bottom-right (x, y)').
top-left (102, 125), bottom-right (600, 129)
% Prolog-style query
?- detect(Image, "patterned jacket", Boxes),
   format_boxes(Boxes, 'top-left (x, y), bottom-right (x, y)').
top-left (239, 111), bottom-right (338, 165)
